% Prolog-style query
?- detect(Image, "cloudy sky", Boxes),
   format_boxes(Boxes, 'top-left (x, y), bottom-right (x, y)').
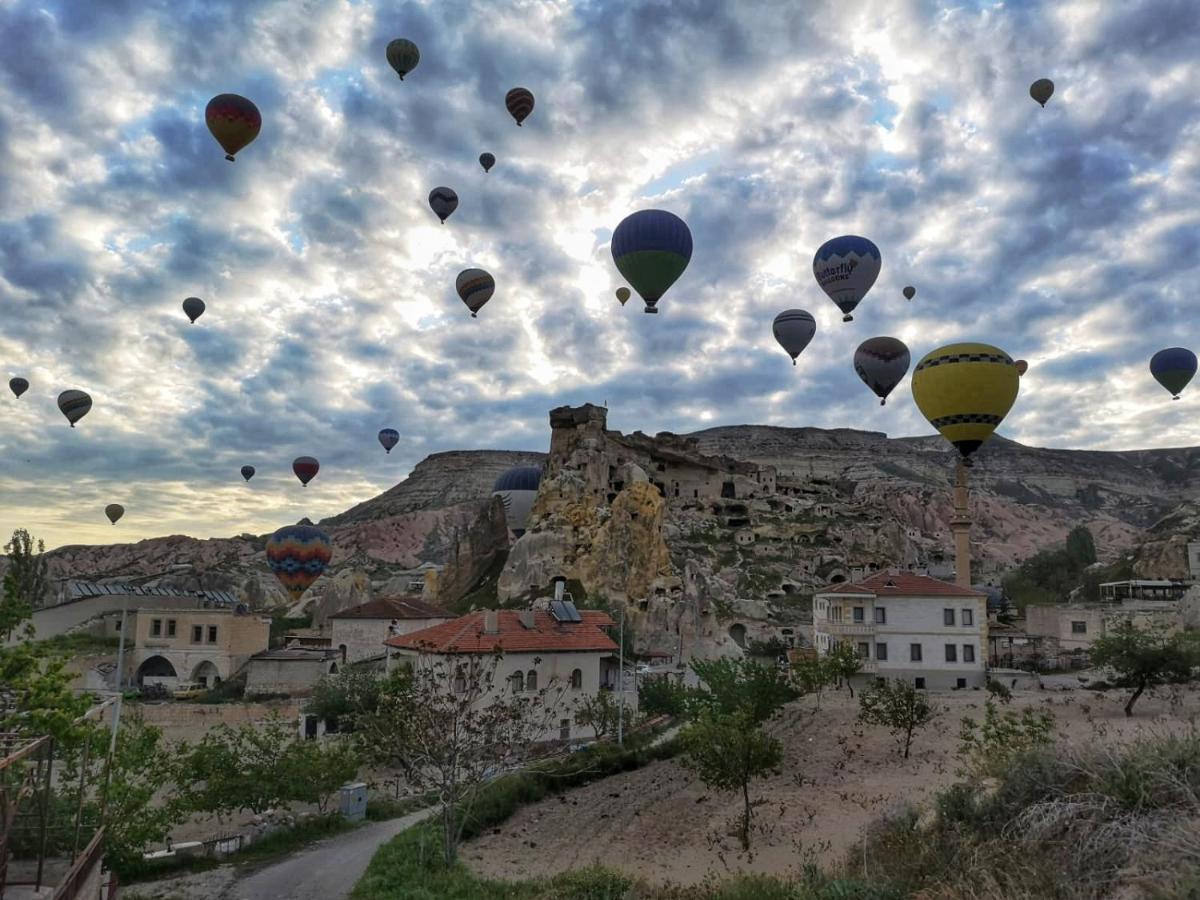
top-left (1, 0), bottom-right (1198, 550)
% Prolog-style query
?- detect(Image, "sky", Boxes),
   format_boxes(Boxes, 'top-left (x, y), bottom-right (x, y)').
top-left (2, 0), bottom-right (1199, 551)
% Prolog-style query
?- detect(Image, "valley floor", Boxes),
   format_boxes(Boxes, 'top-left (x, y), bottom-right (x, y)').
top-left (461, 681), bottom-right (1200, 887)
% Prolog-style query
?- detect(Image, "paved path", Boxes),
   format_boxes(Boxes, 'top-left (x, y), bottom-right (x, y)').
top-left (228, 808), bottom-right (435, 900)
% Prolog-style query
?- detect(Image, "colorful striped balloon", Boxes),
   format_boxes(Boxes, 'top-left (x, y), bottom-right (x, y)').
top-left (611, 210), bottom-right (693, 315)
top-left (205, 94), bottom-right (261, 162)
top-left (456, 269), bottom-right (495, 317)
top-left (293, 456), bottom-right (319, 486)
top-left (854, 337), bottom-right (911, 405)
top-left (505, 87), bottom-right (535, 126)
top-left (266, 525), bottom-right (332, 603)
top-left (386, 38), bottom-right (420, 80)
top-left (378, 428), bottom-right (400, 454)
top-left (429, 187), bottom-right (458, 223)
top-left (57, 390), bottom-right (92, 427)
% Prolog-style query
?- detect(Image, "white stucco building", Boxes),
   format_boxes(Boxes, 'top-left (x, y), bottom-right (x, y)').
top-left (384, 606), bottom-right (626, 743)
top-left (329, 595), bottom-right (453, 664)
top-left (813, 571), bottom-right (988, 690)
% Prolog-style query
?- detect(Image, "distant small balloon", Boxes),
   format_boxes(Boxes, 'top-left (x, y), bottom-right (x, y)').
top-left (429, 187), bottom-right (459, 223)
top-left (57, 390), bottom-right (92, 427)
top-left (505, 87), bottom-right (535, 126)
top-left (182, 296), bottom-right (205, 324)
top-left (105, 503), bottom-right (124, 524)
top-left (378, 428), bottom-right (400, 454)
top-left (1030, 78), bottom-right (1054, 107)
top-left (9, 377), bottom-right (28, 399)
top-left (241, 465), bottom-right (256, 482)
top-left (386, 38), bottom-right (420, 80)
top-left (1014, 360), bottom-right (1028, 376)
top-left (456, 269), bottom-right (495, 317)
top-left (772, 310), bottom-right (816, 366)
top-left (479, 152), bottom-right (495, 173)
top-left (616, 287), bottom-right (631, 306)
top-left (293, 456), bottom-right (320, 486)
top-left (902, 286), bottom-right (916, 301)
top-left (205, 94), bottom-right (261, 162)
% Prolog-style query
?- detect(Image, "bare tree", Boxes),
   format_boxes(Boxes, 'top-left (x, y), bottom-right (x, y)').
top-left (358, 651), bottom-right (566, 863)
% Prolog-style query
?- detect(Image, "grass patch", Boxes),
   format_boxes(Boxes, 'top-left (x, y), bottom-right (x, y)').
top-left (35, 632), bottom-right (120, 655)
top-left (365, 791), bottom-right (439, 821)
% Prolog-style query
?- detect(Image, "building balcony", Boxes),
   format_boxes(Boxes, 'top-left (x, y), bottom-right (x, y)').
top-left (821, 622), bottom-right (875, 636)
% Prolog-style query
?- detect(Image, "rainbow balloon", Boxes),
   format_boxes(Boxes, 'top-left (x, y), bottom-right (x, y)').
top-left (266, 525), bottom-right (332, 602)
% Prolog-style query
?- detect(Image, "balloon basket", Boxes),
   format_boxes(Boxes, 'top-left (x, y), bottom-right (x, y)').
top-left (644, 307), bottom-right (658, 315)
top-left (225, 154), bottom-right (235, 162)
top-left (880, 399), bottom-right (885, 406)
top-left (843, 315), bottom-right (853, 322)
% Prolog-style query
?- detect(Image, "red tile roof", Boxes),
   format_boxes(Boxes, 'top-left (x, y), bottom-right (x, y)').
top-left (329, 596), bottom-right (453, 620)
top-left (818, 571), bottom-right (985, 598)
top-left (384, 609), bottom-right (618, 655)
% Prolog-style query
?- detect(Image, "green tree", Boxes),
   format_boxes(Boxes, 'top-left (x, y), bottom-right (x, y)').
top-left (1089, 620), bottom-right (1200, 716)
top-left (1, 528), bottom-right (49, 640)
top-left (1065, 525), bottom-right (1097, 568)
top-left (825, 641), bottom-right (864, 698)
top-left (686, 657), bottom-right (797, 724)
top-left (679, 708), bottom-right (782, 852)
top-left (574, 688), bottom-right (619, 740)
top-left (0, 641), bottom-right (91, 742)
top-left (958, 700), bottom-right (1056, 776)
top-left (177, 714), bottom-right (299, 816)
top-left (304, 668), bottom-right (382, 730)
top-left (287, 737), bottom-right (362, 814)
top-left (858, 679), bottom-right (936, 759)
top-left (638, 676), bottom-right (688, 717)
top-left (790, 653), bottom-right (834, 708)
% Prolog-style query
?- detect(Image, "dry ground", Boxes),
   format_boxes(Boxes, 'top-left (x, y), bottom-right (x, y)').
top-left (462, 682), bottom-right (1200, 887)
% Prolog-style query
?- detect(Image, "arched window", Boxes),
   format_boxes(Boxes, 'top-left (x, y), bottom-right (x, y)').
top-left (526, 669), bottom-right (538, 691)
top-left (510, 671), bottom-right (524, 693)
top-left (338, 644), bottom-right (348, 664)
top-left (570, 668), bottom-right (582, 689)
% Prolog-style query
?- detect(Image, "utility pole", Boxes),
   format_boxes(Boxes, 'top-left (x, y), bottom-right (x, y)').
top-left (100, 597), bottom-right (128, 817)
top-left (617, 606), bottom-right (624, 747)
top-left (951, 461), bottom-right (972, 588)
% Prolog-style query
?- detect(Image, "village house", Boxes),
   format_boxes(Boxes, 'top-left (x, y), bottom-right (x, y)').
top-left (384, 604), bottom-right (626, 743)
top-left (329, 595), bottom-right (454, 664)
top-left (1025, 600), bottom-right (1182, 666)
top-left (244, 647), bottom-right (341, 697)
top-left (126, 606), bottom-right (270, 690)
top-left (813, 571), bottom-right (988, 690)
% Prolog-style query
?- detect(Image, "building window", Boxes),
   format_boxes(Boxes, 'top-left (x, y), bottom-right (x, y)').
top-left (943, 609), bottom-right (956, 627)
top-left (526, 670), bottom-right (538, 691)
top-left (945, 644), bottom-right (957, 662)
top-left (910, 643), bottom-right (922, 662)
top-left (151, 619), bottom-right (162, 637)
top-left (963, 645), bottom-right (975, 663)
top-left (560, 718), bottom-right (571, 741)
top-left (191, 625), bottom-right (203, 644)
top-left (956, 678), bottom-right (967, 689)
top-left (874, 607), bottom-right (886, 624)
top-left (453, 670), bottom-right (466, 693)
top-left (876, 642), bottom-right (888, 661)
top-left (570, 668), bottom-right (582, 689)
top-left (167, 619), bottom-right (177, 637)
top-left (856, 642), bottom-right (870, 659)
top-left (962, 609), bottom-right (973, 627)
top-left (830, 606), bottom-right (843, 623)
top-left (915, 677), bottom-right (926, 689)
top-left (207, 625), bottom-right (218, 643)
top-left (1071, 621), bottom-right (1087, 634)
top-left (852, 607), bottom-right (864, 623)
top-left (511, 671), bottom-right (524, 692)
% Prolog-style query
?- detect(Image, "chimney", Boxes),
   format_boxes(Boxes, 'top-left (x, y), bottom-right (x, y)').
top-left (518, 610), bottom-right (536, 630)
top-left (552, 576), bottom-right (566, 603)
top-left (484, 610), bottom-right (499, 634)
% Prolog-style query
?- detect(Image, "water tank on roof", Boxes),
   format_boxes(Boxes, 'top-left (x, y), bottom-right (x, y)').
top-left (492, 466), bottom-right (543, 537)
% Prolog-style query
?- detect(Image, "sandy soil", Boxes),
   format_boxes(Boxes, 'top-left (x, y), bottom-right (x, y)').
top-left (462, 683), bottom-right (1200, 887)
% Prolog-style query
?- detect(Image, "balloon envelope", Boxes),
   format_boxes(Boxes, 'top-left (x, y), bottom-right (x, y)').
top-left (813, 236), bottom-right (881, 322)
top-left (9, 377), bottom-right (28, 399)
top-left (182, 297), bottom-right (205, 324)
top-left (205, 94), bottom-right (261, 161)
top-left (903, 286), bottom-right (916, 301)
top-left (105, 503), bottom-right (124, 525)
top-left (428, 187), bottom-right (458, 223)
top-left (854, 337), bottom-right (911, 405)
top-left (293, 456), bottom-right (320, 486)
top-left (493, 466), bottom-right (542, 537)
top-left (456, 269), bottom-right (494, 317)
top-left (1014, 360), bottom-right (1028, 376)
top-left (479, 152), bottom-right (495, 172)
top-left (241, 465), bottom-right (256, 482)
top-left (772, 310), bottom-right (816, 365)
top-left (505, 87), bottom-right (535, 125)
top-left (57, 390), bottom-right (92, 427)
top-left (616, 287), bottom-right (631, 306)
top-left (1030, 78), bottom-right (1054, 107)
top-left (611, 210), bottom-right (693, 314)
top-left (378, 428), bottom-right (400, 454)
top-left (911, 343), bottom-right (1019, 463)
top-left (266, 525), bottom-right (333, 603)
top-left (386, 38), bottom-right (420, 79)
top-left (1150, 348), bottom-right (1197, 399)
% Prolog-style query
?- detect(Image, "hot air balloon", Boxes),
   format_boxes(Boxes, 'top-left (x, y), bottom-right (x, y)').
top-left (479, 152), bottom-right (495, 173)
top-left (105, 504), bottom-right (124, 525)
top-left (241, 465), bottom-right (256, 482)
top-left (385, 38), bottom-right (420, 80)
top-left (903, 286), bottom-right (916, 301)
top-left (1150, 348), bottom-right (1197, 400)
top-left (57, 390), bottom-right (92, 427)
top-left (1030, 78), bottom-right (1054, 107)
top-left (505, 87), bottom-right (534, 126)
top-left (854, 337), bottom-right (911, 405)
top-left (9, 377), bottom-right (28, 399)
top-left (772, 310), bottom-right (816, 366)
top-left (616, 287), bottom-right (631, 306)
top-left (429, 187), bottom-right (458, 224)
top-left (293, 456), bottom-right (319, 486)
top-left (266, 524), bottom-right (333, 603)
top-left (205, 94), bottom-right (261, 162)
top-left (911, 343), bottom-right (1020, 465)
top-left (813, 236), bottom-right (881, 322)
top-left (611, 210), bottom-right (693, 315)
top-left (456, 269), bottom-right (494, 317)
top-left (182, 297), bottom-right (205, 324)
top-left (1014, 360), bottom-right (1029, 376)
top-left (378, 428), bottom-right (400, 454)
top-left (492, 466), bottom-right (542, 537)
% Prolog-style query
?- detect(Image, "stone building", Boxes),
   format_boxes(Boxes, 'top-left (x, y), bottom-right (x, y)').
top-left (244, 648), bottom-right (341, 696)
top-left (329, 595), bottom-right (453, 664)
top-left (126, 606), bottom-right (270, 689)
